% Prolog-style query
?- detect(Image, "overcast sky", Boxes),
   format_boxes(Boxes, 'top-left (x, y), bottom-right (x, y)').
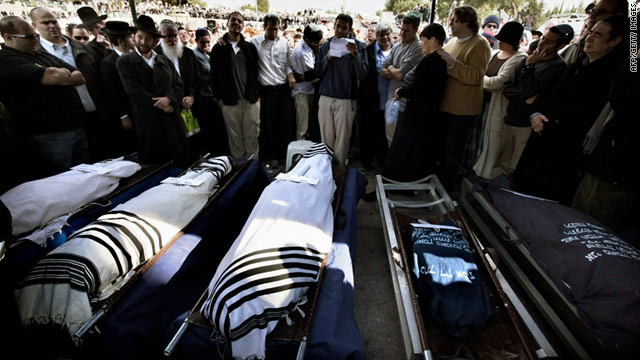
top-left (206, 0), bottom-right (589, 16)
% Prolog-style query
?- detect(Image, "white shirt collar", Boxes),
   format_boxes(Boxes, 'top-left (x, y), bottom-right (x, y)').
top-left (456, 34), bottom-right (474, 43)
top-left (135, 47), bottom-right (157, 68)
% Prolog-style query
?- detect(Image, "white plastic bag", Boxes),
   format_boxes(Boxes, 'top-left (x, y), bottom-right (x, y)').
top-left (385, 98), bottom-right (400, 125)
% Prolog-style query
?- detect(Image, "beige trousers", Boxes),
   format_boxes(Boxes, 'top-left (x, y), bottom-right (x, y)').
top-left (497, 124), bottom-right (532, 175)
top-left (294, 93), bottom-right (314, 140)
top-left (221, 99), bottom-right (261, 159)
top-left (318, 95), bottom-right (357, 165)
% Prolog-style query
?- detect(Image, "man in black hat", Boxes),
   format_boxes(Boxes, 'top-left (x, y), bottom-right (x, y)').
top-left (116, 15), bottom-right (191, 167)
top-left (100, 20), bottom-right (137, 155)
top-left (76, 6), bottom-right (111, 62)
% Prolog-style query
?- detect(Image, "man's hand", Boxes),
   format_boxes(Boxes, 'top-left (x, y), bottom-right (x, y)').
top-left (96, 34), bottom-right (112, 50)
top-left (525, 95), bottom-right (538, 105)
top-left (346, 42), bottom-right (357, 57)
top-left (217, 37), bottom-right (227, 46)
top-left (121, 116), bottom-right (134, 130)
top-left (437, 49), bottom-right (455, 67)
top-left (182, 95), bottom-right (194, 110)
top-left (152, 96), bottom-right (173, 112)
top-left (531, 113), bottom-right (549, 135)
top-left (393, 87), bottom-right (402, 100)
top-left (287, 73), bottom-right (296, 89)
top-left (217, 99), bottom-right (224, 109)
top-left (525, 47), bottom-right (546, 65)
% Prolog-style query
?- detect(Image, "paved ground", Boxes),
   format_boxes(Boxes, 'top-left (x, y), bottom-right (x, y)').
top-left (351, 165), bottom-right (406, 360)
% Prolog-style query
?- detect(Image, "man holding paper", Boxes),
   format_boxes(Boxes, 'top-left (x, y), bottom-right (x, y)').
top-left (314, 14), bottom-right (368, 166)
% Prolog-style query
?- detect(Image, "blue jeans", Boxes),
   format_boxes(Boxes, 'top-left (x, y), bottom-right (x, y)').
top-left (28, 127), bottom-right (90, 177)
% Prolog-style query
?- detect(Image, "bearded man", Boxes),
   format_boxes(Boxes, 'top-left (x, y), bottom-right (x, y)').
top-left (116, 15), bottom-right (191, 167)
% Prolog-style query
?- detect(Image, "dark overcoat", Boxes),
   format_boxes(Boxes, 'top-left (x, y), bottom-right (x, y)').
top-left (116, 50), bottom-right (190, 166)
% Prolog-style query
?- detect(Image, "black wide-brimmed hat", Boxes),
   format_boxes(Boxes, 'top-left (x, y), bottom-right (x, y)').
top-left (132, 15), bottom-right (164, 38)
top-left (76, 6), bottom-right (108, 29)
top-left (99, 21), bottom-right (135, 36)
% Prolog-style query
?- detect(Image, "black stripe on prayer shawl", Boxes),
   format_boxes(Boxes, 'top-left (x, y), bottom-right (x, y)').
top-left (71, 228), bottom-right (132, 275)
top-left (229, 303), bottom-right (299, 340)
top-left (211, 246), bottom-right (323, 290)
top-left (211, 269), bottom-right (320, 328)
top-left (91, 220), bottom-right (151, 264)
top-left (212, 250), bottom-right (324, 294)
top-left (18, 253), bottom-right (100, 294)
top-left (107, 210), bottom-right (162, 244)
top-left (222, 281), bottom-right (317, 341)
top-left (98, 214), bottom-right (161, 254)
top-left (303, 144), bottom-right (334, 159)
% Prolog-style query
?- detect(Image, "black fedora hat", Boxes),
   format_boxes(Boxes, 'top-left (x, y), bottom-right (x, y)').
top-left (99, 21), bottom-right (135, 36)
top-left (132, 15), bottom-right (164, 38)
top-left (76, 6), bottom-right (107, 29)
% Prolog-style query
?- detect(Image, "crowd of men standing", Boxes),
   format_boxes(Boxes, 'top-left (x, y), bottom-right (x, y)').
top-left (0, 0), bottom-right (637, 240)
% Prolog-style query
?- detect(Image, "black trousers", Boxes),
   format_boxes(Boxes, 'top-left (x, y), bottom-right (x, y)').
top-left (258, 83), bottom-right (295, 160)
top-left (358, 107), bottom-right (388, 169)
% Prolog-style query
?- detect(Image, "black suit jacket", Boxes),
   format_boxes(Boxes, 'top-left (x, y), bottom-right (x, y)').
top-left (100, 50), bottom-right (132, 121)
top-left (116, 50), bottom-right (190, 165)
top-left (153, 45), bottom-right (201, 98)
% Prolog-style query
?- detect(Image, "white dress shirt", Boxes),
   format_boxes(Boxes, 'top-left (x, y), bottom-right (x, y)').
top-left (249, 34), bottom-right (293, 86)
top-left (290, 40), bottom-right (316, 96)
top-left (39, 36), bottom-right (97, 112)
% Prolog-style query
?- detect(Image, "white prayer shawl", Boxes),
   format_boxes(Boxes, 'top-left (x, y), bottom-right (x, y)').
top-left (14, 156), bottom-right (232, 337)
top-left (0, 158), bottom-right (142, 244)
top-left (200, 144), bottom-right (336, 360)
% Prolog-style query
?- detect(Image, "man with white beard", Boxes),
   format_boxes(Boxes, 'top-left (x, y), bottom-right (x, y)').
top-left (154, 20), bottom-right (205, 154)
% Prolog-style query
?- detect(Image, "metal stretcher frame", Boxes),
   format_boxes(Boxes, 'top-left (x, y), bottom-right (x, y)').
top-left (375, 174), bottom-right (556, 360)
top-left (458, 175), bottom-right (610, 359)
top-left (163, 159), bottom-right (350, 359)
top-left (71, 155), bottom-right (244, 345)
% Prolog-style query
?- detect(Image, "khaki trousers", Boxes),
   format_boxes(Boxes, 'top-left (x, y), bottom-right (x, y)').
top-left (498, 124), bottom-right (532, 175)
top-left (294, 92), bottom-right (314, 140)
top-left (318, 95), bottom-right (356, 165)
top-left (221, 99), bottom-right (261, 159)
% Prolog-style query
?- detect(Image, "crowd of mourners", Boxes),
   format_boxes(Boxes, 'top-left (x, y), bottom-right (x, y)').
top-left (0, 0), bottom-right (637, 242)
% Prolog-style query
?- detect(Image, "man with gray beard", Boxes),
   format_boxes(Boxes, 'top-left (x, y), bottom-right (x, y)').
top-left (154, 20), bottom-right (204, 155)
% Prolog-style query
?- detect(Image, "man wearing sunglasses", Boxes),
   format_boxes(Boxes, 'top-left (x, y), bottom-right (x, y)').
top-left (30, 7), bottom-right (109, 162)
top-left (0, 16), bottom-right (89, 179)
top-left (561, 0), bottom-right (629, 65)
top-left (481, 14), bottom-right (500, 50)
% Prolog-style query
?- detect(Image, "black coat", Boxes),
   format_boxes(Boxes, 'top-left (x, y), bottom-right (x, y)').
top-left (358, 41), bottom-right (381, 111)
top-left (116, 50), bottom-right (190, 166)
top-left (153, 45), bottom-right (201, 99)
top-left (100, 50), bottom-right (132, 121)
top-left (513, 47), bottom-right (628, 204)
top-left (383, 52), bottom-right (448, 181)
top-left (210, 33), bottom-right (259, 106)
top-left (584, 59), bottom-right (640, 189)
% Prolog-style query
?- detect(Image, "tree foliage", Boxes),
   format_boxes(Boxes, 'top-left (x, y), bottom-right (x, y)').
top-left (257, 0), bottom-right (269, 13)
top-left (434, 0), bottom-right (547, 30)
top-left (384, 0), bottom-right (425, 15)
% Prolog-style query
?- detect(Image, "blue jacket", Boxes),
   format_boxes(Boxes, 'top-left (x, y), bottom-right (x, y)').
top-left (314, 34), bottom-right (368, 100)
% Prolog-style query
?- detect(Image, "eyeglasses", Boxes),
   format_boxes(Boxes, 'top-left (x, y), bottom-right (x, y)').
top-left (164, 34), bottom-right (179, 38)
top-left (586, 7), bottom-right (612, 17)
top-left (74, 36), bottom-right (90, 41)
top-left (6, 33), bottom-right (39, 40)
